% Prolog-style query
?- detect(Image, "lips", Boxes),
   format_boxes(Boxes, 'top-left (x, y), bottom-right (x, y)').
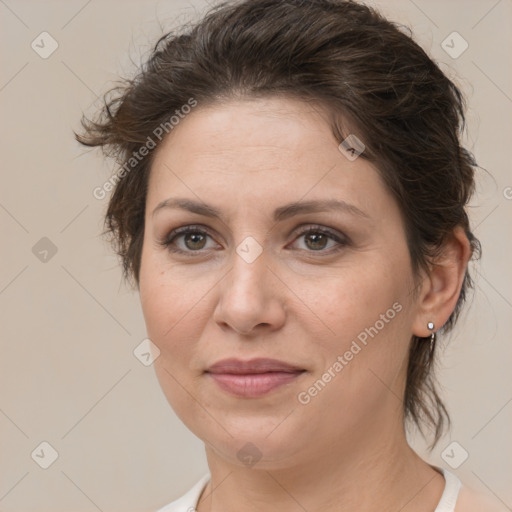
top-left (205, 358), bottom-right (305, 397)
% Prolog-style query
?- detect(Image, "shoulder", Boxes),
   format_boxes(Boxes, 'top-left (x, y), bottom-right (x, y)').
top-left (455, 483), bottom-right (509, 512)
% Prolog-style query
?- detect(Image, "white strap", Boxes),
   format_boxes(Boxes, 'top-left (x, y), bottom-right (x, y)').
top-left (434, 467), bottom-right (462, 512)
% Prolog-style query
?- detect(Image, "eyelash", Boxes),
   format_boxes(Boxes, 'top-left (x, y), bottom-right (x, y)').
top-left (159, 224), bottom-right (349, 256)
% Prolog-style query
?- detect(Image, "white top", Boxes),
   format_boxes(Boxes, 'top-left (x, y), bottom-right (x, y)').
top-left (156, 466), bottom-right (462, 512)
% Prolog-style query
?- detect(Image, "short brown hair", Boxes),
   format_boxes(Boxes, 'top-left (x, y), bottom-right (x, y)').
top-left (76, 0), bottom-right (480, 449)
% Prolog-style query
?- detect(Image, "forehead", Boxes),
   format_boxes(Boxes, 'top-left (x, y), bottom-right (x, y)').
top-left (155, 97), bottom-right (335, 162)
top-left (147, 97), bottom-right (389, 220)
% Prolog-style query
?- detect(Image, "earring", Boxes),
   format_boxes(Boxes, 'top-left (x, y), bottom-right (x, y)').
top-left (427, 321), bottom-right (435, 351)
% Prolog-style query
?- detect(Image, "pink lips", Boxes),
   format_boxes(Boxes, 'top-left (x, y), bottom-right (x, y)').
top-left (205, 358), bottom-right (305, 398)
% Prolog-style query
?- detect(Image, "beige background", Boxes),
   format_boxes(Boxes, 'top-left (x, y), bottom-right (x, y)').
top-left (0, 0), bottom-right (511, 510)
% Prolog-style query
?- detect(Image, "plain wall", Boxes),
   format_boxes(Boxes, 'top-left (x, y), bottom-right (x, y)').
top-left (1, 0), bottom-right (511, 510)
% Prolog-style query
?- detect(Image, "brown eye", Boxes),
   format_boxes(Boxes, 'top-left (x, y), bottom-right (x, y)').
top-left (161, 226), bottom-right (219, 254)
top-left (182, 232), bottom-right (208, 250)
top-left (303, 232), bottom-right (330, 251)
top-left (289, 225), bottom-right (349, 254)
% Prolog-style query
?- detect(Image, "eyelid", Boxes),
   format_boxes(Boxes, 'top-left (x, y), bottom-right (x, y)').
top-left (160, 224), bottom-right (220, 251)
top-left (286, 224), bottom-right (349, 252)
top-left (289, 223), bottom-right (349, 242)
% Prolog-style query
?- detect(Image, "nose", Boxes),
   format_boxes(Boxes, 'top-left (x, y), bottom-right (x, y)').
top-left (212, 247), bottom-right (287, 336)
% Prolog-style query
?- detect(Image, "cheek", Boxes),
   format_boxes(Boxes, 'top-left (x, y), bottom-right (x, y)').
top-left (140, 270), bottom-right (204, 353)
top-left (295, 256), bottom-right (414, 402)
top-left (300, 256), bottom-right (411, 343)
top-left (139, 256), bottom-right (211, 424)
top-left (139, 242), bottom-right (197, 337)
top-left (139, 248), bottom-right (183, 368)
top-left (138, 248), bottom-right (219, 377)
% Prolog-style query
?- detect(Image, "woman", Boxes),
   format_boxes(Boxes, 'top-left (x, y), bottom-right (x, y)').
top-left (76, 0), bottom-right (505, 510)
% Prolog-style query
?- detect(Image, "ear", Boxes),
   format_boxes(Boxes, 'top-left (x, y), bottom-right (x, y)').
top-left (412, 226), bottom-right (472, 337)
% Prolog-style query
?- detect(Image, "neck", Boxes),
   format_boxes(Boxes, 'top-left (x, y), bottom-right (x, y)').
top-left (196, 416), bottom-right (445, 512)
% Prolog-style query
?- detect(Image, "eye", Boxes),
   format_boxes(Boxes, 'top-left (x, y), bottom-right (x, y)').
top-left (288, 225), bottom-right (348, 254)
top-left (160, 225), bottom-right (219, 254)
top-left (160, 224), bottom-right (349, 256)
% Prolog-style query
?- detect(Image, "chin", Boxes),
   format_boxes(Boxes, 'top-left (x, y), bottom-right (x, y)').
top-left (189, 411), bottom-right (311, 468)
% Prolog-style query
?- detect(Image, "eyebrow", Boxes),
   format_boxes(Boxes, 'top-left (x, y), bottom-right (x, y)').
top-left (152, 197), bottom-right (369, 221)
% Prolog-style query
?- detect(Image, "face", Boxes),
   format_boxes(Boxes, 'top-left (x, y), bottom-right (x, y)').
top-left (139, 97), bottom-right (421, 469)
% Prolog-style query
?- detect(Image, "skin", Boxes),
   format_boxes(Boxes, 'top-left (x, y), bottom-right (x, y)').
top-left (138, 97), bottom-right (472, 512)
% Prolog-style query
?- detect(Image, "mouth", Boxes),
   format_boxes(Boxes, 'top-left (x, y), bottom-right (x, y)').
top-left (205, 358), bottom-right (306, 398)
